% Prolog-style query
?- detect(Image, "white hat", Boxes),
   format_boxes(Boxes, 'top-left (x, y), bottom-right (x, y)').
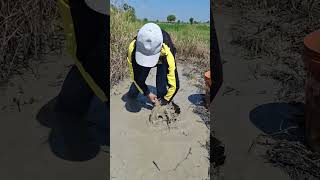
top-left (135, 23), bottom-right (163, 67)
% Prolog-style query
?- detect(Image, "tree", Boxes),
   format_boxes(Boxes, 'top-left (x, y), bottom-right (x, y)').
top-left (189, 17), bottom-right (194, 24)
top-left (156, 19), bottom-right (159, 23)
top-left (177, 20), bottom-right (181, 24)
top-left (143, 18), bottom-right (148, 22)
top-left (123, 3), bottom-right (136, 21)
top-left (123, 3), bottom-right (130, 11)
top-left (167, 15), bottom-right (176, 23)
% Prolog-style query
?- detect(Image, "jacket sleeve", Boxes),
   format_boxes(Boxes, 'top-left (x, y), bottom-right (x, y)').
top-left (133, 67), bottom-right (150, 96)
top-left (127, 40), bottom-right (150, 95)
top-left (161, 43), bottom-right (179, 102)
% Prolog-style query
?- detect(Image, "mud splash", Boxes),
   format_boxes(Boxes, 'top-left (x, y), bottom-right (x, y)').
top-left (148, 103), bottom-right (180, 130)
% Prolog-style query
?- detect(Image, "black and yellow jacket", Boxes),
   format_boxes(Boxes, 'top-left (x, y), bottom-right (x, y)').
top-left (58, 0), bottom-right (108, 102)
top-left (127, 29), bottom-right (179, 102)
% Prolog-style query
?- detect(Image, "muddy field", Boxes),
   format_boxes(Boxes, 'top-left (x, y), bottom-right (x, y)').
top-left (110, 62), bottom-right (210, 180)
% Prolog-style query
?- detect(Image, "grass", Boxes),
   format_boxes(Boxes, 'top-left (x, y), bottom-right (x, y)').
top-left (229, 0), bottom-right (320, 179)
top-left (158, 22), bottom-right (210, 61)
top-left (110, 8), bottom-right (141, 86)
top-left (230, 0), bottom-right (320, 102)
top-left (0, 0), bottom-right (62, 82)
top-left (110, 7), bottom-right (210, 86)
top-left (158, 23), bottom-right (210, 45)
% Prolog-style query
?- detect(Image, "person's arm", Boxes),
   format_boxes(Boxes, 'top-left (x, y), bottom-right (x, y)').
top-left (127, 40), bottom-right (150, 96)
top-left (133, 66), bottom-right (151, 96)
top-left (161, 43), bottom-right (179, 103)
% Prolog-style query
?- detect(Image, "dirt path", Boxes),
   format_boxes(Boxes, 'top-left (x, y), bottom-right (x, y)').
top-left (0, 54), bottom-right (109, 180)
top-left (211, 8), bottom-right (291, 180)
top-left (110, 63), bottom-right (210, 180)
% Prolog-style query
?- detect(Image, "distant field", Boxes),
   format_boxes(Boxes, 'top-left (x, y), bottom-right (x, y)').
top-left (158, 23), bottom-right (210, 46)
top-left (111, 8), bottom-right (210, 85)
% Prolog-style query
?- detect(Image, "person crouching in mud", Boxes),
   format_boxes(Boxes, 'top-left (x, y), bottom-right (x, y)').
top-left (126, 23), bottom-right (180, 111)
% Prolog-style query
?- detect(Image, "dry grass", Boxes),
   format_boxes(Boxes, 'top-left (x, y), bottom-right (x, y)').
top-left (230, 0), bottom-right (320, 102)
top-left (177, 36), bottom-right (209, 60)
top-left (110, 7), bottom-right (141, 86)
top-left (229, 1), bottom-right (320, 178)
top-left (0, 0), bottom-right (63, 82)
top-left (250, 128), bottom-right (320, 180)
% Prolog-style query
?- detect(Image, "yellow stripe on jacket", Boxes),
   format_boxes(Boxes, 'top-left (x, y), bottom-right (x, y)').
top-left (58, 0), bottom-right (107, 102)
top-left (127, 40), bottom-right (144, 94)
top-left (128, 40), bottom-right (178, 101)
top-left (161, 43), bottom-right (177, 101)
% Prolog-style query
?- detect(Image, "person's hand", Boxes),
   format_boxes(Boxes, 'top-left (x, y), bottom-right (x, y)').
top-left (159, 98), bottom-right (169, 106)
top-left (147, 93), bottom-right (157, 103)
top-left (154, 98), bottom-right (169, 106)
top-left (154, 99), bottom-right (161, 106)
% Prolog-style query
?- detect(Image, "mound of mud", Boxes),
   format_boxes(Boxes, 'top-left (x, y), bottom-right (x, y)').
top-left (148, 102), bottom-right (180, 130)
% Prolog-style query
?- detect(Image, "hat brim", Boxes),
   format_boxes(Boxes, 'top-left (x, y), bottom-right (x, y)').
top-left (135, 51), bottom-right (160, 67)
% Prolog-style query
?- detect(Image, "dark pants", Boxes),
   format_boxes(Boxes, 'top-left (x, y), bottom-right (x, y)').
top-left (128, 63), bottom-right (168, 99)
top-left (55, 0), bottom-right (109, 117)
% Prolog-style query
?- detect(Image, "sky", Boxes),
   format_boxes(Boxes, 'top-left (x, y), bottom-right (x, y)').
top-left (125, 0), bottom-right (210, 22)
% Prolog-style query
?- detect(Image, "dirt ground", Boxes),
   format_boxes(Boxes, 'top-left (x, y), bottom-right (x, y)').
top-left (0, 4), bottom-right (308, 180)
top-left (211, 7), bottom-right (292, 180)
top-left (110, 63), bottom-right (210, 180)
top-left (0, 53), bottom-right (109, 180)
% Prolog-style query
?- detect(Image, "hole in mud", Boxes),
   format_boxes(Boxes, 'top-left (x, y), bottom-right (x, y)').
top-left (148, 103), bottom-right (180, 130)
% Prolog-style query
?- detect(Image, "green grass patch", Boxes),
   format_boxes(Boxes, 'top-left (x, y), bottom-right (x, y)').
top-left (158, 23), bottom-right (210, 45)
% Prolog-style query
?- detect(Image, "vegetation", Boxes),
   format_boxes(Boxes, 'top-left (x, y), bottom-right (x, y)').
top-left (229, 0), bottom-right (320, 179)
top-left (230, 0), bottom-right (320, 102)
top-left (167, 14), bottom-right (176, 22)
top-left (111, 4), bottom-right (209, 86)
top-left (0, 0), bottom-right (62, 82)
top-left (189, 17), bottom-right (194, 24)
top-left (122, 3), bottom-right (136, 21)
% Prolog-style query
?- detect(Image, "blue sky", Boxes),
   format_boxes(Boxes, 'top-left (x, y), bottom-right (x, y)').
top-left (125, 0), bottom-right (210, 22)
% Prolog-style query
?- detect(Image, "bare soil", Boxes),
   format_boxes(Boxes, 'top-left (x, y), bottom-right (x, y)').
top-left (0, 53), bottom-right (109, 180)
top-left (110, 63), bottom-right (210, 180)
top-left (211, 7), bottom-right (292, 180)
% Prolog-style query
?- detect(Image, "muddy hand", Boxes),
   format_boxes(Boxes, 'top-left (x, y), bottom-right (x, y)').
top-left (154, 98), bottom-right (161, 106)
top-left (148, 93), bottom-right (157, 103)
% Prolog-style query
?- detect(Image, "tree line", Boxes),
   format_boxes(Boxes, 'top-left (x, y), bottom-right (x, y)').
top-left (120, 3), bottom-right (209, 24)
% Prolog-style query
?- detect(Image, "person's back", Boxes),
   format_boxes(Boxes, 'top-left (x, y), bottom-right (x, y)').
top-left (126, 23), bottom-right (180, 106)
top-left (161, 29), bottom-right (176, 58)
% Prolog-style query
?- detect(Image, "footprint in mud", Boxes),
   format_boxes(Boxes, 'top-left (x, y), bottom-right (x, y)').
top-left (147, 103), bottom-right (181, 131)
